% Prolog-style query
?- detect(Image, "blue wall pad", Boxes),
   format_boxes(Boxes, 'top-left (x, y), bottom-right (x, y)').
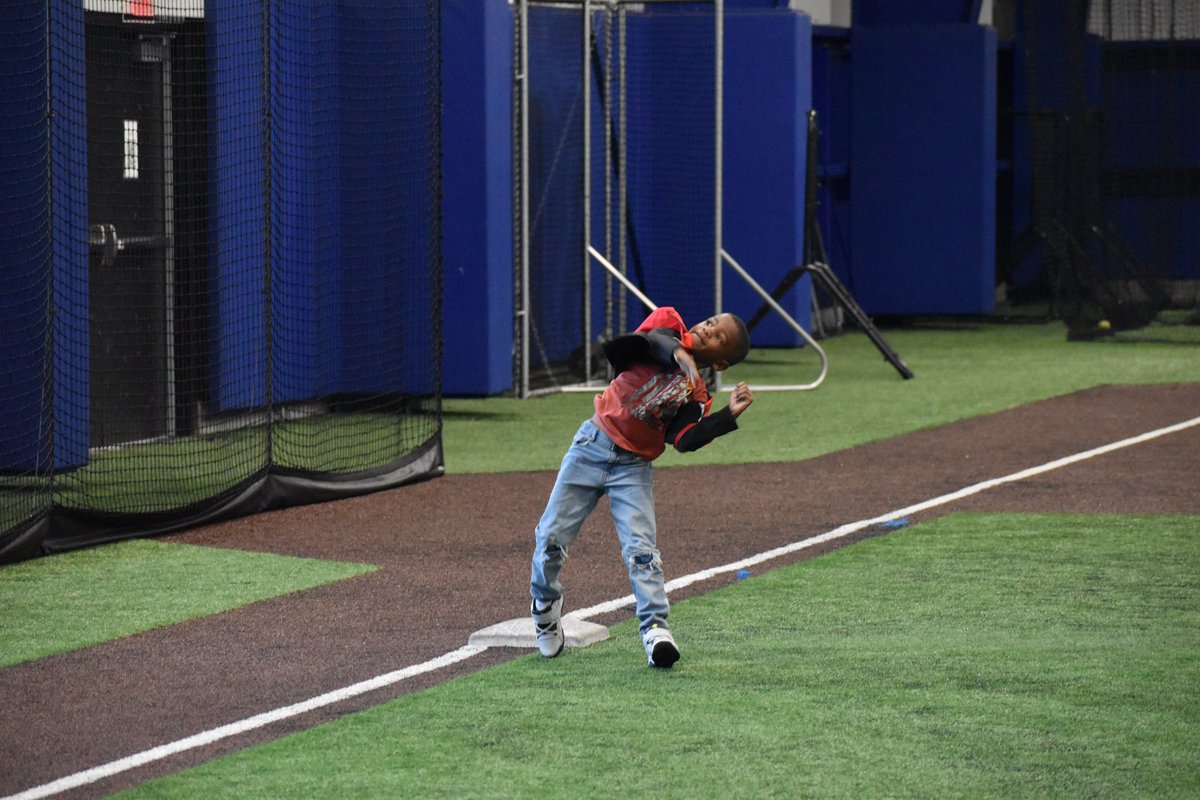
top-left (855, 0), bottom-right (982, 26)
top-left (271, 2), bottom-right (341, 403)
top-left (849, 23), bottom-right (996, 315)
top-left (441, 0), bottom-right (513, 396)
top-left (0, 1), bottom-right (54, 472)
top-left (335, 4), bottom-right (440, 397)
top-left (208, 0), bottom-right (267, 412)
top-left (209, 2), bottom-right (441, 409)
top-left (723, 8), bottom-right (813, 345)
top-left (50, 0), bottom-right (90, 469)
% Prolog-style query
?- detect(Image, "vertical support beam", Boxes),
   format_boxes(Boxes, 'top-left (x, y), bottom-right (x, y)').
top-left (617, 4), bottom-right (628, 334)
top-left (514, 0), bottom-right (530, 397)
top-left (159, 38), bottom-right (177, 436)
top-left (582, 0), bottom-right (593, 382)
top-left (713, 0), bottom-right (724, 390)
top-left (602, 4), bottom-right (612, 341)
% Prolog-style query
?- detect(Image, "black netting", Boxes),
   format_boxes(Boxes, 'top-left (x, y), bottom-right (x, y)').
top-left (0, 1), bottom-right (441, 563)
top-left (520, 1), bottom-right (717, 392)
top-left (1009, 0), bottom-right (1199, 336)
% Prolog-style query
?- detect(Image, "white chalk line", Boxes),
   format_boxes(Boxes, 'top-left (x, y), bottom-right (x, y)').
top-left (8, 413), bottom-right (1199, 800)
top-left (567, 415), bottom-right (1200, 618)
top-left (3, 645), bottom-right (488, 800)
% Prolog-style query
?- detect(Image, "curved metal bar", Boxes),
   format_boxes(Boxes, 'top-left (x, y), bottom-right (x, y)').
top-left (720, 249), bottom-right (827, 391)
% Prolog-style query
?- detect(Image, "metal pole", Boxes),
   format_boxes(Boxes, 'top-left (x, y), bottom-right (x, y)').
top-left (603, 5), bottom-right (613, 342)
top-left (713, 0), bottom-right (724, 391)
top-left (517, 0), bottom-right (531, 397)
top-left (721, 250), bottom-right (827, 390)
top-left (589, 245), bottom-right (657, 313)
top-left (618, 3), bottom-right (628, 335)
top-left (160, 39), bottom-right (177, 437)
top-left (582, 0), bottom-right (593, 382)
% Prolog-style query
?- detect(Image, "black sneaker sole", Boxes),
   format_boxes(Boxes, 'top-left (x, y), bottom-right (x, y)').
top-left (650, 641), bottom-right (680, 669)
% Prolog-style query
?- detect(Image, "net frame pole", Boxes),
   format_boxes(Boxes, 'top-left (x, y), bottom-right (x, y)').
top-left (589, 244), bottom-right (656, 313)
top-left (713, 0), bottom-right (724, 392)
top-left (603, 3), bottom-right (614, 344)
top-left (582, 0), bottom-right (593, 383)
top-left (617, 3), bottom-right (629, 336)
top-left (515, 0), bottom-right (531, 398)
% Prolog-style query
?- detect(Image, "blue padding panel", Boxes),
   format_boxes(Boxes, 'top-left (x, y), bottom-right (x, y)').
top-left (723, 8), bottom-right (812, 345)
top-left (0, 0), bottom-right (88, 471)
top-left (850, 24), bottom-right (996, 315)
top-left (618, 11), bottom-right (717, 329)
top-left (856, 0), bottom-right (979, 26)
top-left (50, 0), bottom-right (89, 470)
top-left (441, 0), bottom-right (513, 396)
top-left (272, 1), bottom-right (340, 403)
top-left (336, 4), bottom-right (439, 396)
top-left (1102, 41), bottom-right (1200, 281)
top-left (208, 1), bottom-right (267, 412)
top-left (0, 1), bottom-right (52, 471)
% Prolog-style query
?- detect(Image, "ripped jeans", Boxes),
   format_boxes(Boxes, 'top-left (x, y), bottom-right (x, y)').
top-left (530, 418), bottom-right (668, 634)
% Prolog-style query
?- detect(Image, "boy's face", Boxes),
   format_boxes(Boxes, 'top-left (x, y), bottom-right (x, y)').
top-left (688, 313), bottom-right (742, 370)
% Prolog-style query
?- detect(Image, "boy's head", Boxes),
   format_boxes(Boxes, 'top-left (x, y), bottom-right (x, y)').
top-left (688, 313), bottom-right (750, 371)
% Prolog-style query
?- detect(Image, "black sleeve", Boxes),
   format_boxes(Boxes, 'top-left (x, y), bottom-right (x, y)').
top-left (665, 403), bottom-right (739, 453)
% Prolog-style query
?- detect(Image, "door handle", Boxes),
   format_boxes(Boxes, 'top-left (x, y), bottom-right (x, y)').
top-left (88, 223), bottom-right (119, 267)
top-left (89, 224), bottom-right (171, 267)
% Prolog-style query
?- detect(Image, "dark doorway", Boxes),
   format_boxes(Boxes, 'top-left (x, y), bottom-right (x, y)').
top-left (86, 13), bottom-right (208, 447)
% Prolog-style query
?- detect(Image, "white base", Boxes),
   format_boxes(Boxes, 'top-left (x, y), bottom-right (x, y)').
top-left (468, 616), bottom-right (610, 649)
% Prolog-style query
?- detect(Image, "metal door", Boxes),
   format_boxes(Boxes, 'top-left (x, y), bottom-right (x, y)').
top-left (86, 16), bottom-right (176, 447)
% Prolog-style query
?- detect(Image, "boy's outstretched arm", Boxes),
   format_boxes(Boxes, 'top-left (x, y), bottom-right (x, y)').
top-left (666, 381), bottom-right (754, 453)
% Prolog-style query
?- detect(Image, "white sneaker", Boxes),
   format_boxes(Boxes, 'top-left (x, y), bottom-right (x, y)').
top-left (642, 624), bottom-right (680, 669)
top-left (531, 597), bottom-right (564, 658)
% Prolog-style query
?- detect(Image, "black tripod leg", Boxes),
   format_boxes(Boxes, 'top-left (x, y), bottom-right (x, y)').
top-left (746, 267), bottom-right (808, 333)
top-left (806, 262), bottom-right (914, 379)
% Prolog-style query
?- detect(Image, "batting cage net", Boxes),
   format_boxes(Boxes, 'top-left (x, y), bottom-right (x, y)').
top-left (1010, 0), bottom-right (1200, 337)
top-left (514, 0), bottom-right (719, 395)
top-left (0, 1), bottom-right (442, 563)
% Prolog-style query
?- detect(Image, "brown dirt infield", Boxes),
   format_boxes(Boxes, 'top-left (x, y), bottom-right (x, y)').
top-left (2, 383), bottom-right (1198, 798)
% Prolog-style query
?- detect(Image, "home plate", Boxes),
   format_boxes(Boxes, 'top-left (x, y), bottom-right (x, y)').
top-left (468, 617), bottom-right (610, 649)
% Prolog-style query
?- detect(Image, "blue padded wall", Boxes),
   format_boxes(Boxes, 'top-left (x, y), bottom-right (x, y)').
top-left (441, 0), bottom-right (513, 396)
top-left (1101, 41), bottom-right (1199, 282)
top-left (849, 23), bottom-right (997, 315)
top-left (50, 0), bottom-right (89, 469)
top-left (336, 4), bottom-right (440, 397)
top-left (0, 0), bottom-right (53, 472)
top-left (855, 0), bottom-right (981, 26)
top-left (272, 1), bottom-right (341, 403)
top-left (207, 1), bottom-right (267, 412)
top-left (209, 2), bottom-right (442, 407)
top-left (723, 7), bottom-right (813, 345)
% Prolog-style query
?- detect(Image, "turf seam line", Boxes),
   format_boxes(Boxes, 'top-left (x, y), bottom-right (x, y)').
top-left (8, 413), bottom-right (1199, 800)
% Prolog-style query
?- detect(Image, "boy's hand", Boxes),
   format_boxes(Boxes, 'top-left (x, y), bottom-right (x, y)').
top-left (674, 347), bottom-right (704, 396)
top-left (728, 381), bottom-right (754, 418)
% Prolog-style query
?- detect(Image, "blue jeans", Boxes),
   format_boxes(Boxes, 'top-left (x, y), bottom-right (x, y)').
top-left (530, 418), bottom-right (669, 634)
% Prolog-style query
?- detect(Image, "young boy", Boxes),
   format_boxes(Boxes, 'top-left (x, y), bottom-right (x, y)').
top-left (530, 306), bottom-right (754, 668)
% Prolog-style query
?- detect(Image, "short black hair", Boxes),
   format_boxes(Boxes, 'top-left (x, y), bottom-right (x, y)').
top-left (727, 314), bottom-right (751, 366)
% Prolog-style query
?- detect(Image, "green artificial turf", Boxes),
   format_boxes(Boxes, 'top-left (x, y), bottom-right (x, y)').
top-left (0, 539), bottom-right (376, 667)
top-left (117, 512), bottom-right (1200, 799)
top-left (443, 319), bottom-right (1200, 473)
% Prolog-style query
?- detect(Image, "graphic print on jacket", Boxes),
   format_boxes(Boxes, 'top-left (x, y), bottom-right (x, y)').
top-left (627, 370), bottom-right (692, 432)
